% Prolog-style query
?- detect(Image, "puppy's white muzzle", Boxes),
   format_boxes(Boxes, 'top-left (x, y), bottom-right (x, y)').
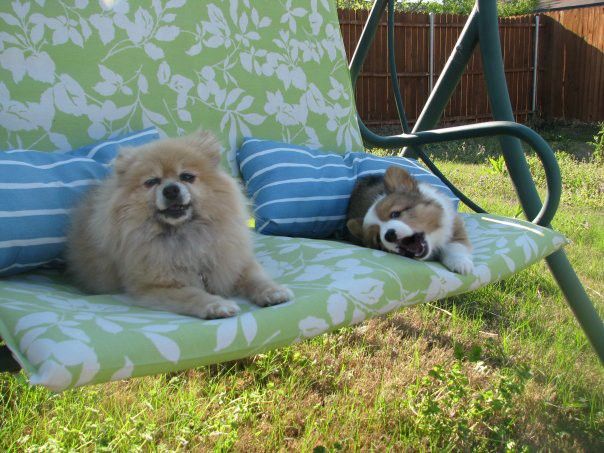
top-left (380, 220), bottom-right (432, 259)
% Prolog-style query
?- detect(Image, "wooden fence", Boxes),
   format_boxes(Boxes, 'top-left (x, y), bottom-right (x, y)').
top-left (338, 6), bottom-right (604, 127)
top-left (540, 6), bottom-right (604, 122)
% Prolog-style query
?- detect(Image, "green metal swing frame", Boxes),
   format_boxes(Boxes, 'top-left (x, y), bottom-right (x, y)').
top-left (0, 0), bottom-right (602, 372)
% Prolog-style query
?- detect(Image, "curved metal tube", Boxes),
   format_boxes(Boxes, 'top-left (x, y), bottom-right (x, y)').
top-left (350, 0), bottom-right (387, 84)
top-left (359, 120), bottom-right (561, 227)
top-left (410, 147), bottom-right (487, 214)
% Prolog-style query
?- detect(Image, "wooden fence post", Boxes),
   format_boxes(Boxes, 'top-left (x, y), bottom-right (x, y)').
top-left (532, 14), bottom-right (540, 112)
top-left (429, 12), bottom-right (435, 93)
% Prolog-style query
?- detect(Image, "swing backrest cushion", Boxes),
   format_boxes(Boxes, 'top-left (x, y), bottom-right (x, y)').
top-left (0, 0), bottom-right (362, 173)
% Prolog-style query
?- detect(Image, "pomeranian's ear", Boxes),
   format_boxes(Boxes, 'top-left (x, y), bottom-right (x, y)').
top-left (113, 146), bottom-right (137, 176)
top-left (187, 130), bottom-right (221, 167)
top-left (346, 218), bottom-right (364, 240)
top-left (384, 166), bottom-right (417, 193)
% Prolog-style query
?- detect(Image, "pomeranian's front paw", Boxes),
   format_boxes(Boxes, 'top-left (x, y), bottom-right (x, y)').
top-left (252, 284), bottom-right (294, 307)
top-left (203, 298), bottom-right (241, 319)
top-left (442, 254), bottom-right (474, 275)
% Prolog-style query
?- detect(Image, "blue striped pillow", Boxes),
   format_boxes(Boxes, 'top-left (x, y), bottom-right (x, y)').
top-left (0, 128), bottom-right (160, 277)
top-left (237, 138), bottom-right (459, 238)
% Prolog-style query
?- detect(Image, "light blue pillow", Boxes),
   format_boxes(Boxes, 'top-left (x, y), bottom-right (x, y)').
top-left (237, 138), bottom-right (459, 238)
top-left (0, 128), bottom-right (160, 277)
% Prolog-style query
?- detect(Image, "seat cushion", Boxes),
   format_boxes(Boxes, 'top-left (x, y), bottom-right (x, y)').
top-left (0, 214), bottom-right (566, 391)
top-left (0, 1), bottom-right (362, 172)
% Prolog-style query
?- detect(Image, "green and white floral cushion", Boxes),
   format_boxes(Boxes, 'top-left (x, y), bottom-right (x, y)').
top-left (0, 214), bottom-right (566, 391)
top-left (0, 0), bottom-right (362, 172)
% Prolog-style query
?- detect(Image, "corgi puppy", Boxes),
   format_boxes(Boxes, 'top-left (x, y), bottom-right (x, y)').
top-left (346, 166), bottom-right (474, 274)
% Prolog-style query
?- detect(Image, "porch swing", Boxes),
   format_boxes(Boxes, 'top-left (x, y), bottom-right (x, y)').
top-left (0, 0), bottom-right (601, 392)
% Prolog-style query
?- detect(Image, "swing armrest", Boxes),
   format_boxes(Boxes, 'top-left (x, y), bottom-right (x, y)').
top-left (360, 120), bottom-right (561, 227)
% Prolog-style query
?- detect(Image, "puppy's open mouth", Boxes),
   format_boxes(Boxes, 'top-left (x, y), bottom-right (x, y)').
top-left (158, 203), bottom-right (191, 219)
top-left (397, 233), bottom-right (429, 259)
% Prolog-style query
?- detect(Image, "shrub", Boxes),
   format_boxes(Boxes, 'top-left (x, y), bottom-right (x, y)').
top-left (588, 122), bottom-right (604, 164)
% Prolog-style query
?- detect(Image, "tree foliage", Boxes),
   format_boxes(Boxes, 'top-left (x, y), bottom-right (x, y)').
top-left (336, 0), bottom-right (539, 17)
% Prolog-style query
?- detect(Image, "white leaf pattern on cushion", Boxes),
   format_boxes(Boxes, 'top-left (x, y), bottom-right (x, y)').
top-left (143, 332), bottom-right (180, 363)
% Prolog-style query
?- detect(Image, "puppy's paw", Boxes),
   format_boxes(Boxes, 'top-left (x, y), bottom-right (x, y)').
top-left (252, 284), bottom-right (294, 307)
top-left (203, 298), bottom-right (241, 319)
top-left (442, 253), bottom-right (474, 275)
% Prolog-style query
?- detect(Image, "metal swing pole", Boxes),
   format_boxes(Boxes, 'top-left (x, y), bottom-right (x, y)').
top-left (476, 0), bottom-right (604, 363)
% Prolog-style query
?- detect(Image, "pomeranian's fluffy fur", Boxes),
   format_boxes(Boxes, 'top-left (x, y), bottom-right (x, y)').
top-left (67, 131), bottom-right (292, 319)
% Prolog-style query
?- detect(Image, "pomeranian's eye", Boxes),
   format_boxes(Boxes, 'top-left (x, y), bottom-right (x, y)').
top-left (179, 172), bottom-right (196, 183)
top-left (144, 177), bottom-right (161, 188)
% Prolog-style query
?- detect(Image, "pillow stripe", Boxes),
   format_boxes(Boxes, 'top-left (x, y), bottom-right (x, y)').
top-left (84, 128), bottom-right (160, 161)
top-left (0, 237), bottom-right (67, 249)
top-left (0, 259), bottom-right (62, 274)
top-left (246, 154), bottom-right (425, 174)
top-left (0, 128), bottom-right (160, 277)
top-left (257, 217), bottom-right (347, 234)
top-left (250, 176), bottom-right (360, 197)
top-left (239, 146), bottom-right (344, 169)
top-left (0, 180), bottom-right (101, 190)
top-left (255, 194), bottom-right (351, 212)
top-left (266, 215), bottom-right (349, 224)
top-left (238, 138), bottom-right (459, 238)
top-left (250, 172), bottom-right (457, 206)
top-left (247, 162), bottom-right (355, 183)
top-left (0, 209), bottom-right (71, 218)
top-left (0, 158), bottom-right (96, 169)
top-left (0, 248), bottom-right (66, 275)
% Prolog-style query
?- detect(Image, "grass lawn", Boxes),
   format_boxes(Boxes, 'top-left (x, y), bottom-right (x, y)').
top-left (1, 123), bottom-right (603, 451)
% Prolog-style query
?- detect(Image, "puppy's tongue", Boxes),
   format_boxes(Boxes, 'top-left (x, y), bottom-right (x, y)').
top-left (399, 233), bottom-right (427, 258)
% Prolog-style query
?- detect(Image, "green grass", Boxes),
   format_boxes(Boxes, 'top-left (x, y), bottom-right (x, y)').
top-left (1, 123), bottom-right (603, 451)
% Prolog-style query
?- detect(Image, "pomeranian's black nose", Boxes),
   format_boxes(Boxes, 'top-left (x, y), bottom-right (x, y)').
top-left (385, 229), bottom-right (397, 243)
top-left (162, 184), bottom-right (180, 200)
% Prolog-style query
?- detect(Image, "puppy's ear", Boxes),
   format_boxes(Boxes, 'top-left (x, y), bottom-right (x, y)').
top-left (384, 166), bottom-right (417, 193)
top-left (187, 130), bottom-right (221, 167)
top-left (113, 146), bottom-right (137, 176)
top-left (346, 218), bottom-right (364, 241)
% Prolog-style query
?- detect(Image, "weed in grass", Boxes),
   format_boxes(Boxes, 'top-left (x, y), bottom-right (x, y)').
top-left (487, 155), bottom-right (507, 175)
top-left (588, 122), bottom-right (604, 164)
top-left (405, 361), bottom-right (531, 451)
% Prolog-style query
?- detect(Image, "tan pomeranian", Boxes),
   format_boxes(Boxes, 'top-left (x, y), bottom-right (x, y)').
top-left (66, 131), bottom-right (293, 319)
